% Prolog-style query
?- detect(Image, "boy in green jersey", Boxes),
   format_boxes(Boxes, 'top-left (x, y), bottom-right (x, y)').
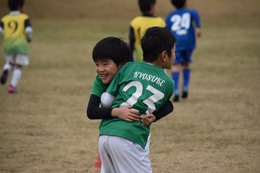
top-left (0, 0), bottom-right (33, 93)
top-left (86, 36), bottom-right (174, 170)
top-left (99, 27), bottom-right (176, 173)
top-left (87, 37), bottom-right (140, 121)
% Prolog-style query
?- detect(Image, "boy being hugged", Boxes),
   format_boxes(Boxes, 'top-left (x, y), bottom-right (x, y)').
top-left (0, 0), bottom-right (33, 93)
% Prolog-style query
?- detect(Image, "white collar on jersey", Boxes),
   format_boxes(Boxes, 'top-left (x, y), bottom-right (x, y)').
top-left (10, 11), bottom-right (21, 15)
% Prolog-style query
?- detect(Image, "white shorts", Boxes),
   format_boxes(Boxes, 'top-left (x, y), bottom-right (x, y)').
top-left (6, 54), bottom-right (29, 66)
top-left (99, 135), bottom-right (152, 173)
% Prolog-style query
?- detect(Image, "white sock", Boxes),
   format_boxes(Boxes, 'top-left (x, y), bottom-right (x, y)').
top-left (11, 67), bottom-right (22, 87)
top-left (3, 63), bottom-right (12, 71)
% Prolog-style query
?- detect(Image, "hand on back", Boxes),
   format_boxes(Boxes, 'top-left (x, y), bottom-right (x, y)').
top-left (112, 106), bottom-right (141, 122)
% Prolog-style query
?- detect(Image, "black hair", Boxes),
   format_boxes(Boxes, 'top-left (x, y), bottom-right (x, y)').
top-left (171, 0), bottom-right (186, 9)
top-left (141, 27), bottom-right (176, 62)
top-left (8, 0), bottom-right (24, 11)
top-left (92, 37), bottom-right (131, 66)
top-left (138, 0), bottom-right (156, 13)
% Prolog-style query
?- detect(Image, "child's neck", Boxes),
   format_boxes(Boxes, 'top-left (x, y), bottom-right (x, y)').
top-left (145, 61), bottom-right (164, 69)
top-left (142, 12), bottom-right (154, 17)
top-left (18, 6), bottom-right (24, 13)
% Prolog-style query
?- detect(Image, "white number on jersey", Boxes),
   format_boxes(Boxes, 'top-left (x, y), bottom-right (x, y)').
top-left (120, 81), bottom-right (164, 114)
top-left (170, 13), bottom-right (190, 35)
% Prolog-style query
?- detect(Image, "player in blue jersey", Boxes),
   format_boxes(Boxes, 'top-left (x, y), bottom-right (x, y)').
top-left (165, 0), bottom-right (201, 102)
top-left (98, 27), bottom-right (176, 173)
top-left (87, 36), bottom-right (174, 170)
top-left (129, 0), bottom-right (166, 62)
top-left (0, 0), bottom-right (33, 93)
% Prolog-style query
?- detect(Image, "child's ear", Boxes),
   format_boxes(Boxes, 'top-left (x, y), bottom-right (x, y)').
top-left (161, 51), bottom-right (168, 61)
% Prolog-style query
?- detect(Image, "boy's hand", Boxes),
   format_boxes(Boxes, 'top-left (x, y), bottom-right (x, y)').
top-left (141, 114), bottom-right (156, 126)
top-left (112, 106), bottom-right (141, 122)
top-left (196, 28), bottom-right (202, 38)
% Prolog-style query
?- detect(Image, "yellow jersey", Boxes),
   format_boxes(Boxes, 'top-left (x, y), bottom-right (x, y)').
top-left (1, 12), bottom-right (31, 55)
top-left (130, 16), bottom-right (166, 62)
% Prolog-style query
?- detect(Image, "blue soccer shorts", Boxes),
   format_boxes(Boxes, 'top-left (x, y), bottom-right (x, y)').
top-left (174, 49), bottom-right (194, 65)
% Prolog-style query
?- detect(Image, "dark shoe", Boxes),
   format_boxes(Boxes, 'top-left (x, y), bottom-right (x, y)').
top-left (182, 91), bottom-right (188, 99)
top-left (173, 95), bottom-right (179, 102)
top-left (8, 85), bottom-right (17, 93)
top-left (0, 69), bottom-right (8, 85)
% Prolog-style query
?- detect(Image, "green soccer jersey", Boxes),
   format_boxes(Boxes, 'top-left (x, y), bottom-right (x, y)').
top-left (99, 62), bottom-right (174, 148)
top-left (91, 75), bottom-right (108, 97)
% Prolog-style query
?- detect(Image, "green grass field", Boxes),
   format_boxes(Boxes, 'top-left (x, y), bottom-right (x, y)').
top-left (0, 0), bottom-right (260, 172)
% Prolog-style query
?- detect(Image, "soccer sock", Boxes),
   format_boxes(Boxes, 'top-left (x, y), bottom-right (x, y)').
top-left (10, 67), bottom-right (22, 87)
top-left (3, 63), bottom-right (12, 71)
top-left (172, 72), bottom-right (179, 95)
top-left (183, 68), bottom-right (190, 92)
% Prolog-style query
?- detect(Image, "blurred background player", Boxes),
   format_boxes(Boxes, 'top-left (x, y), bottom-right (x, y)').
top-left (129, 0), bottom-right (166, 62)
top-left (165, 0), bottom-right (201, 102)
top-left (0, 0), bottom-right (33, 93)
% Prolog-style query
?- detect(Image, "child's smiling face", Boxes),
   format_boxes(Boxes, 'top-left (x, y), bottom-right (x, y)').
top-left (95, 59), bottom-right (119, 85)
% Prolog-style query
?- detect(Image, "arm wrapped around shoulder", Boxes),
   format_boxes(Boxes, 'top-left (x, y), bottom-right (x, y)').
top-left (153, 100), bottom-right (174, 122)
top-left (86, 94), bottom-right (113, 119)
